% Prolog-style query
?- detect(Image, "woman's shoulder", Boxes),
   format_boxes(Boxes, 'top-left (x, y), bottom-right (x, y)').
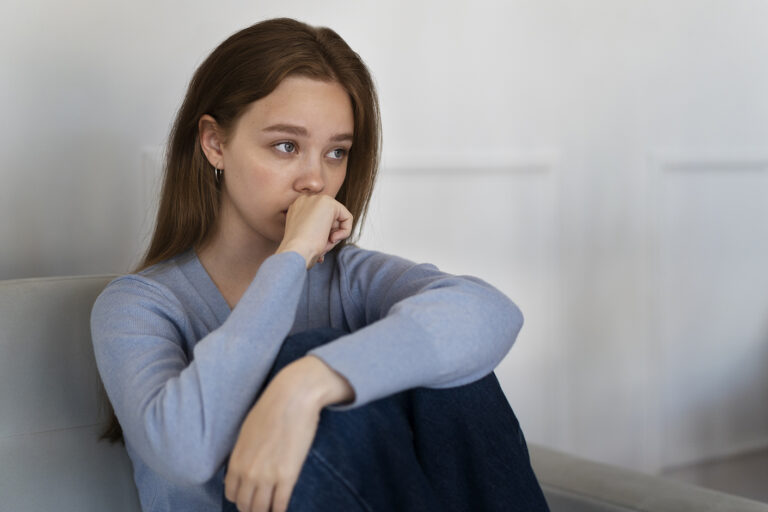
top-left (92, 251), bottom-right (193, 318)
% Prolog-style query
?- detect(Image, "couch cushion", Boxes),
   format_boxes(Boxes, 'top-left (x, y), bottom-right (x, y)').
top-left (0, 275), bottom-right (140, 511)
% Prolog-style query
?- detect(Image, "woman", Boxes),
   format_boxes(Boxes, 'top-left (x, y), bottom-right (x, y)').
top-left (91, 17), bottom-right (549, 512)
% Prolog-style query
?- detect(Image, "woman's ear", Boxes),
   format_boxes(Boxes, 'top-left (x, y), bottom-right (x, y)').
top-left (198, 114), bottom-right (225, 169)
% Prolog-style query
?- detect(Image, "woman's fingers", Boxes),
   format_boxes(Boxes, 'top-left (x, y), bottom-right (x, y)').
top-left (317, 210), bottom-right (351, 264)
top-left (250, 485), bottom-right (274, 512)
top-left (227, 476), bottom-right (285, 512)
top-left (272, 481), bottom-right (296, 512)
top-left (279, 194), bottom-right (354, 269)
top-left (234, 480), bottom-right (254, 511)
top-left (233, 481), bottom-right (294, 512)
top-left (336, 204), bottom-right (353, 238)
top-left (328, 206), bottom-right (352, 245)
top-left (224, 474), bottom-right (240, 504)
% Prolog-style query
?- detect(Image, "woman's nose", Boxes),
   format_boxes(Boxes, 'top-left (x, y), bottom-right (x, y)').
top-left (294, 158), bottom-right (325, 194)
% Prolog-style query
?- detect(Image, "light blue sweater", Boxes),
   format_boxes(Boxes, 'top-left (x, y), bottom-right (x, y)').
top-left (90, 245), bottom-right (523, 511)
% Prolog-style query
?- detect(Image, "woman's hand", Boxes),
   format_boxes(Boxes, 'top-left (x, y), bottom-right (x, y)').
top-left (276, 194), bottom-right (353, 269)
top-left (223, 364), bottom-right (324, 512)
top-left (223, 355), bottom-right (353, 512)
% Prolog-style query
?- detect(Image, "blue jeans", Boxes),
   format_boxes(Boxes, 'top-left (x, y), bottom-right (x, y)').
top-left (223, 328), bottom-right (549, 511)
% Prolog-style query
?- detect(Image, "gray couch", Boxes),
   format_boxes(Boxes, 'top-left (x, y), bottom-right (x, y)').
top-left (1, 275), bottom-right (766, 511)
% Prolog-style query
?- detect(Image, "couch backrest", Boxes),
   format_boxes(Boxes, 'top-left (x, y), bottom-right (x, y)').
top-left (0, 275), bottom-right (141, 511)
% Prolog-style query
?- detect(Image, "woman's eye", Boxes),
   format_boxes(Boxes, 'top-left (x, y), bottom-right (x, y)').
top-left (274, 142), bottom-right (296, 153)
top-left (327, 148), bottom-right (348, 160)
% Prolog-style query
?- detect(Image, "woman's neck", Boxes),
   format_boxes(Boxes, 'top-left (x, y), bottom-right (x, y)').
top-left (195, 222), bottom-right (279, 309)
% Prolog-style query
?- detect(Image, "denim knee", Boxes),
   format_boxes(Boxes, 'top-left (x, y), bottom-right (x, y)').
top-left (269, 327), bottom-right (349, 378)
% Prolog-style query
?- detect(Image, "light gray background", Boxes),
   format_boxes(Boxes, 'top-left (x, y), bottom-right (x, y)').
top-left (2, 0), bottom-right (767, 476)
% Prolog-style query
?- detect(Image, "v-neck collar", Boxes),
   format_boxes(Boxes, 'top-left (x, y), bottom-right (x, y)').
top-left (176, 247), bottom-right (317, 332)
top-left (177, 248), bottom-right (233, 325)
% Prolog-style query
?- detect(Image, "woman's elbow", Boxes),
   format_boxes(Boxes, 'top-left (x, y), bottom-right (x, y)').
top-left (477, 282), bottom-right (524, 347)
top-left (137, 413), bottom-right (223, 486)
top-left (506, 298), bottom-right (524, 342)
top-left (174, 461), bottom-right (221, 486)
top-left (144, 440), bottom-right (222, 486)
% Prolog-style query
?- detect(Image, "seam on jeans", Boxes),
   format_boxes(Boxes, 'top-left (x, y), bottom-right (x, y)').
top-left (309, 449), bottom-right (375, 512)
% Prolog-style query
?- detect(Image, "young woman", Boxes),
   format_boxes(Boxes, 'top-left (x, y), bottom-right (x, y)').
top-left (91, 17), bottom-right (549, 512)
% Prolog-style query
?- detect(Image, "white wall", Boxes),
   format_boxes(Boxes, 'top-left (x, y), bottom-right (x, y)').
top-left (2, 0), bottom-right (767, 474)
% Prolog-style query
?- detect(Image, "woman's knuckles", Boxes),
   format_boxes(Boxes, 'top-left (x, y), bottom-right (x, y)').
top-left (237, 466), bottom-right (295, 486)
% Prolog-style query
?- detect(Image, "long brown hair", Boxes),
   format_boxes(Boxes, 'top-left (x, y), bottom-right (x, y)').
top-left (100, 17), bottom-right (381, 444)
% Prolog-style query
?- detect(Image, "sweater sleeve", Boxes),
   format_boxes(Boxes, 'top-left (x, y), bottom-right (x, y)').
top-left (90, 251), bottom-right (307, 486)
top-left (306, 248), bottom-right (524, 411)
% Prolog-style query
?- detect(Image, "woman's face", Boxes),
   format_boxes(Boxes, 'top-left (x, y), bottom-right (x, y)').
top-left (209, 76), bottom-right (354, 249)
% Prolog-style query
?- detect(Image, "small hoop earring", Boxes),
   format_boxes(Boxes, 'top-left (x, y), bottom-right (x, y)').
top-left (214, 166), bottom-right (223, 184)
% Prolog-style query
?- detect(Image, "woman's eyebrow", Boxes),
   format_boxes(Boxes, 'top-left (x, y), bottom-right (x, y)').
top-left (262, 123), bottom-right (353, 142)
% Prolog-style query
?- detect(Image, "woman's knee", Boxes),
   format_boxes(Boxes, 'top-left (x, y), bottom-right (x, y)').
top-left (411, 371), bottom-right (513, 416)
top-left (407, 372), bottom-right (524, 437)
top-left (269, 327), bottom-right (349, 378)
